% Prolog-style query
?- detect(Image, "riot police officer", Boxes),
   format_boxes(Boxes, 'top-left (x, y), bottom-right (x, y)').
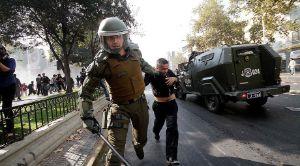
top-left (79, 17), bottom-right (155, 166)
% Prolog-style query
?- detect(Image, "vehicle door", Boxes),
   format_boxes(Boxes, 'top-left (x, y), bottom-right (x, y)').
top-left (232, 47), bottom-right (264, 90)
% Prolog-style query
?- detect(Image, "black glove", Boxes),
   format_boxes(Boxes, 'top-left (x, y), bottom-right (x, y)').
top-left (81, 117), bottom-right (101, 134)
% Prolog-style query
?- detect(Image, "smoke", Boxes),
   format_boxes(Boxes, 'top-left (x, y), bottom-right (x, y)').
top-left (10, 48), bottom-right (82, 85)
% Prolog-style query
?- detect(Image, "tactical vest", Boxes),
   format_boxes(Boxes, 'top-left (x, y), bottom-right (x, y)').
top-left (105, 53), bottom-right (145, 103)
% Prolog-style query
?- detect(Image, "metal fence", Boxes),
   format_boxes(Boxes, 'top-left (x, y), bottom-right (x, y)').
top-left (0, 89), bottom-right (102, 149)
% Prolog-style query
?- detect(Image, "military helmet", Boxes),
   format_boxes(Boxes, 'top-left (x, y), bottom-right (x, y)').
top-left (98, 17), bottom-right (129, 54)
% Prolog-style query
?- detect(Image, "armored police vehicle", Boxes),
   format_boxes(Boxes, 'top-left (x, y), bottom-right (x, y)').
top-left (176, 44), bottom-right (290, 113)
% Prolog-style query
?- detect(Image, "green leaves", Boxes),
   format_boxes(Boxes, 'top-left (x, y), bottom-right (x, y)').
top-left (0, 0), bottom-right (135, 92)
top-left (229, 0), bottom-right (299, 43)
top-left (188, 0), bottom-right (299, 51)
top-left (188, 0), bottom-right (246, 51)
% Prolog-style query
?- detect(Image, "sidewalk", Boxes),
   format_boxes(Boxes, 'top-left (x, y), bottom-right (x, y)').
top-left (39, 99), bottom-right (108, 166)
top-left (280, 72), bottom-right (300, 94)
top-left (39, 128), bottom-right (99, 166)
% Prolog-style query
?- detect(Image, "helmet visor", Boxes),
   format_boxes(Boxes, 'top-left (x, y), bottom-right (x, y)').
top-left (98, 30), bottom-right (128, 37)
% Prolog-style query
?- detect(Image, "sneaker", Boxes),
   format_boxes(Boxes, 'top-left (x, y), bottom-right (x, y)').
top-left (134, 145), bottom-right (144, 160)
top-left (167, 157), bottom-right (180, 166)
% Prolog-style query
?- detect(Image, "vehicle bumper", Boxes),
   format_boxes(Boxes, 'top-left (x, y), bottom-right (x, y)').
top-left (225, 85), bottom-right (290, 101)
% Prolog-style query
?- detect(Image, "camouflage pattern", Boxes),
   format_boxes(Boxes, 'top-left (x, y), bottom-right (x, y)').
top-left (79, 44), bottom-right (155, 166)
top-left (105, 96), bottom-right (149, 166)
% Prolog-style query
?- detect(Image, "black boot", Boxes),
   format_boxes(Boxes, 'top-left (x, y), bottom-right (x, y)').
top-left (134, 144), bottom-right (144, 160)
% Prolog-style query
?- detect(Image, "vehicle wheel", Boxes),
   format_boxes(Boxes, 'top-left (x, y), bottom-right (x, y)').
top-left (204, 95), bottom-right (223, 113)
top-left (176, 87), bottom-right (186, 100)
top-left (246, 97), bottom-right (268, 107)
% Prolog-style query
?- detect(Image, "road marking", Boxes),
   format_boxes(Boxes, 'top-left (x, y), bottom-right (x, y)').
top-left (286, 107), bottom-right (300, 112)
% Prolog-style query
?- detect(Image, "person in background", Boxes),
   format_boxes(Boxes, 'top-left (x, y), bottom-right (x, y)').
top-left (20, 83), bottom-right (28, 96)
top-left (49, 74), bottom-right (57, 94)
top-left (0, 44), bottom-right (16, 136)
top-left (289, 58), bottom-right (296, 75)
top-left (36, 74), bottom-right (42, 95)
top-left (28, 81), bottom-right (36, 96)
top-left (56, 74), bottom-right (65, 92)
top-left (14, 74), bottom-right (22, 101)
top-left (41, 73), bottom-right (50, 96)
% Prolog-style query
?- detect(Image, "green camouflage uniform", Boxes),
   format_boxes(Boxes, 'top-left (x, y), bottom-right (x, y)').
top-left (79, 44), bottom-right (155, 166)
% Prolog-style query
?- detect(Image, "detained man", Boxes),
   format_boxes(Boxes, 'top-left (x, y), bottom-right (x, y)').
top-left (144, 58), bottom-right (180, 165)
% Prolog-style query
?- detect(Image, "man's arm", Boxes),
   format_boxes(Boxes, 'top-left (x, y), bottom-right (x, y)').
top-left (0, 62), bottom-right (10, 72)
top-left (139, 57), bottom-right (156, 75)
top-left (79, 59), bottom-right (109, 119)
top-left (0, 58), bottom-right (15, 73)
top-left (165, 69), bottom-right (178, 86)
top-left (144, 73), bottom-right (152, 86)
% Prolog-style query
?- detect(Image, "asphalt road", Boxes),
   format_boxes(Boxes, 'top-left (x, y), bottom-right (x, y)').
top-left (124, 89), bottom-right (300, 166)
top-left (281, 73), bottom-right (300, 93)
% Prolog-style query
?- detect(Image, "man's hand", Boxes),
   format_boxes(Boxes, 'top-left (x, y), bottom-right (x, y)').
top-left (82, 117), bottom-right (101, 134)
top-left (165, 77), bottom-right (177, 86)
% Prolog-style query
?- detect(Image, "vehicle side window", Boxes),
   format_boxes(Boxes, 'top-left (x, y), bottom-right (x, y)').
top-left (237, 49), bottom-right (256, 56)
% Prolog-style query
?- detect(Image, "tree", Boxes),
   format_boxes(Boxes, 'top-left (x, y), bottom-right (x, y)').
top-left (248, 23), bottom-right (263, 43)
top-left (170, 52), bottom-right (188, 71)
top-left (0, 0), bottom-right (135, 93)
top-left (229, 0), bottom-right (300, 43)
top-left (0, 0), bottom-right (24, 44)
top-left (68, 30), bottom-right (101, 67)
top-left (187, 0), bottom-right (246, 51)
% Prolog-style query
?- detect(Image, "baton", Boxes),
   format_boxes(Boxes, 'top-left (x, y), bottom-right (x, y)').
top-left (96, 131), bottom-right (132, 166)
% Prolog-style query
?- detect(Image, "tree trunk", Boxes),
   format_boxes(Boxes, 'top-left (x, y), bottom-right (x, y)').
top-left (62, 55), bottom-right (73, 93)
top-left (261, 13), bottom-right (268, 44)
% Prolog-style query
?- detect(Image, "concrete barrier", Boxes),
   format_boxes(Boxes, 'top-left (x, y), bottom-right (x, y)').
top-left (0, 97), bottom-right (108, 166)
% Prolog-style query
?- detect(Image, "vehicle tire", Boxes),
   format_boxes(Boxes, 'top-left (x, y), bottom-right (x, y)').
top-left (204, 95), bottom-right (223, 113)
top-left (246, 97), bottom-right (268, 107)
top-left (177, 87), bottom-right (186, 100)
